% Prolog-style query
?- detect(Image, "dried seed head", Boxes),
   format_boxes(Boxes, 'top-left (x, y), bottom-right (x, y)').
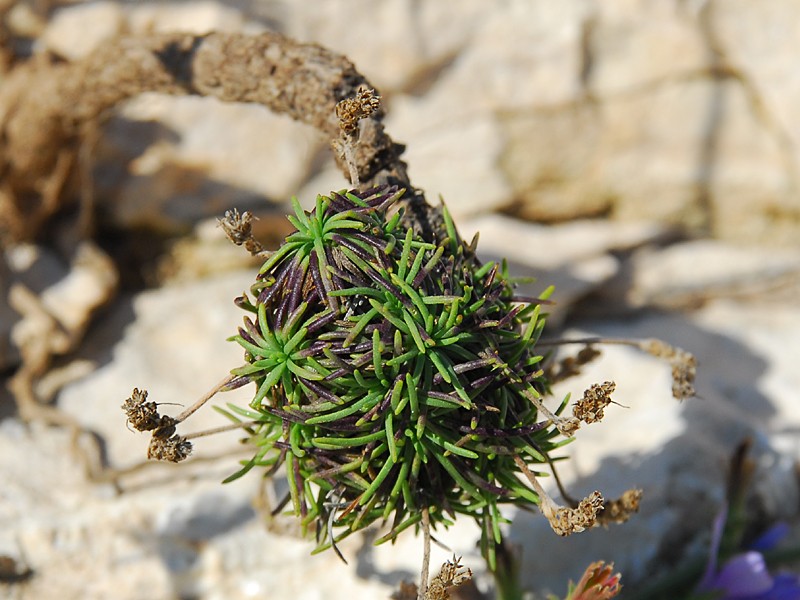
top-left (573, 381), bottom-right (616, 425)
top-left (147, 434), bottom-right (192, 462)
top-left (219, 208), bottom-right (253, 244)
top-left (435, 555), bottom-right (472, 588)
top-left (558, 416), bottom-right (582, 436)
top-left (597, 488), bottom-right (643, 527)
top-left (547, 490), bottom-right (605, 536)
top-left (336, 86), bottom-right (381, 136)
top-left (122, 388), bottom-right (161, 432)
top-left (218, 208), bottom-right (265, 256)
top-left (671, 359), bottom-right (697, 401)
top-left (639, 339), bottom-right (696, 401)
top-left (335, 88), bottom-right (381, 185)
top-left (425, 555), bottom-right (472, 600)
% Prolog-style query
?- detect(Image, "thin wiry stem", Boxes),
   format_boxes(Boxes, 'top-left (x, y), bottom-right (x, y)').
top-left (513, 454), bottom-right (558, 519)
top-left (418, 507), bottom-right (432, 600)
top-left (175, 374), bottom-right (236, 423)
top-left (539, 336), bottom-right (697, 401)
top-left (537, 336), bottom-right (635, 348)
top-left (324, 487), bottom-right (349, 564)
top-left (183, 420), bottom-right (260, 440)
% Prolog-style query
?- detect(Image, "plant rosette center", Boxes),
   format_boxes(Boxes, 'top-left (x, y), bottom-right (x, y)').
top-left (221, 185), bottom-right (563, 569)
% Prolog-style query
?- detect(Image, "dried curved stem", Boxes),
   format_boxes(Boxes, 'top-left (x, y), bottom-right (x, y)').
top-left (0, 31), bottom-right (434, 241)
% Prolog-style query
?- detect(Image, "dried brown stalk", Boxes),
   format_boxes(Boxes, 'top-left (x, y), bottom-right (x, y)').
top-left (0, 30), bottom-right (434, 243)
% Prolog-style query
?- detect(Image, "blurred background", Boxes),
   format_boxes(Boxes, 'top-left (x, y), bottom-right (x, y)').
top-left (1, 1), bottom-right (799, 599)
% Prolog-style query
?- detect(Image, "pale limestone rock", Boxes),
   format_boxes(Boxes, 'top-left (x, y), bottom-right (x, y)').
top-left (459, 214), bottom-right (667, 268)
top-left (588, 0), bottom-right (708, 95)
top-left (699, 81), bottom-right (797, 243)
top-left (498, 103), bottom-right (608, 222)
top-left (512, 302), bottom-right (800, 593)
top-left (38, 1), bottom-right (125, 60)
top-left (388, 103), bottom-right (512, 219)
top-left (2, 239), bottom-right (799, 599)
top-left (587, 80), bottom-right (713, 228)
top-left (600, 77), bottom-right (789, 232)
top-left (40, 0), bottom-right (260, 61)
top-left (275, 0), bottom-right (487, 93)
top-left (433, 0), bottom-right (590, 111)
top-left (126, 0), bottom-right (261, 36)
top-left (459, 215), bottom-right (668, 325)
top-left (626, 240), bottom-right (800, 310)
top-left (1, 243), bottom-right (117, 373)
top-left (97, 94), bottom-right (324, 232)
top-left (381, 0), bottom-right (590, 217)
top-left (31, 0), bottom-right (800, 243)
top-left (711, 0), bottom-right (800, 165)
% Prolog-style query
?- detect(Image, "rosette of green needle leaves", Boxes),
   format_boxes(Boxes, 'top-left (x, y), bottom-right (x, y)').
top-left (220, 185), bottom-right (565, 569)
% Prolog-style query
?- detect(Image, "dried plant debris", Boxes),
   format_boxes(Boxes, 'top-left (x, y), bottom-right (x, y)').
top-left (426, 556), bottom-right (473, 600)
top-left (596, 488), bottom-right (643, 527)
top-left (638, 338), bottom-right (697, 401)
top-left (335, 86), bottom-right (383, 186)
top-left (336, 85), bottom-right (381, 137)
top-left (572, 381), bottom-right (616, 425)
top-left (122, 388), bottom-right (177, 433)
top-left (547, 491), bottom-right (606, 537)
top-left (545, 345), bottom-right (601, 384)
top-left (392, 556), bottom-right (472, 600)
top-left (146, 433), bottom-right (192, 463)
top-left (122, 388), bottom-right (190, 463)
top-left (218, 209), bottom-right (266, 257)
top-left (121, 388), bottom-right (162, 432)
top-left (512, 454), bottom-right (606, 536)
top-left (0, 32), bottom-right (409, 242)
top-left (557, 381), bottom-right (617, 437)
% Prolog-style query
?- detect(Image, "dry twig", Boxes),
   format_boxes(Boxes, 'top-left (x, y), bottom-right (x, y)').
top-left (0, 31), bottom-right (435, 243)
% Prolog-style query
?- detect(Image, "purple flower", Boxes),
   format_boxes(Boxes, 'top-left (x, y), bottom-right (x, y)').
top-left (697, 505), bottom-right (800, 600)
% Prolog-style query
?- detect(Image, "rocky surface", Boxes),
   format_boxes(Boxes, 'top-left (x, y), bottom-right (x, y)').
top-left (25, 0), bottom-right (800, 244)
top-left (2, 1), bottom-right (800, 599)
top-left (3, 220), bottom-right (800, 598)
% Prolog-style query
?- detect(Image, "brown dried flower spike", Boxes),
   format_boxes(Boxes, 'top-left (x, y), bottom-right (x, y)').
top-left (573, 381), bottom-right (616, 425)
top-left (392, 556), bottom-right (473, 600)
top-left (147, 432), bottom-right (192, 463)
top-left (336, 85), bottom-right (381, 136)
top-left (122, 388), bottom-right (192, 463)
top-left (426, 556), bottom-right (473, 600)
top-left (122, 388), bottom-right (161, 432)
top-left (639, 338), bottom-right (697, 401)
top-left (218, 208), bottom-right (266, 257)
top-left (597, 488), bottom-right (643, 527)
top-left (334, 86), bottom-right (382, 185)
